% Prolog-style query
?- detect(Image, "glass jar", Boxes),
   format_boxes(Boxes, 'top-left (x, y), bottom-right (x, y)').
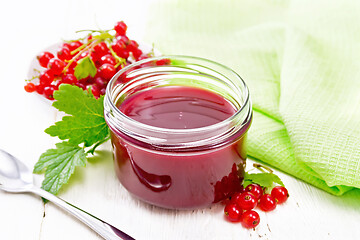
top-left (104, 56), bottom-right (252, 209)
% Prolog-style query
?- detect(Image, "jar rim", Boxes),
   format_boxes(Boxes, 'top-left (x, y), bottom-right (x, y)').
top-left (104, 55), bottom-right (252, 150)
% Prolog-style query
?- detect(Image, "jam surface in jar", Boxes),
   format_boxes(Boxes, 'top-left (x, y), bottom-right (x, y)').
top-left (118, 85), bottom-right (236, 129)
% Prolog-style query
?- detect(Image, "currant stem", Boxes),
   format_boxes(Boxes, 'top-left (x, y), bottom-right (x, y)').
top-left (25, 75), bottom-right (40, 82)
top-left (86, 136), bottom-right (111, 155)
top-left (76, 29), bottom-right (112, 33)
top-left (63, 39), bottom-right (100, 74)
top-left (70, 43), bottom-right (87, 56)
top-left (253, 163), bottom-right (274, 173)
top-left (108, 43), bottom-right (126, 68)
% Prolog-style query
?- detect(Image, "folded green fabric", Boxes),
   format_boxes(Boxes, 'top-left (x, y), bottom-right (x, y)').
top-left (144, 0), bottom-right (360, 195)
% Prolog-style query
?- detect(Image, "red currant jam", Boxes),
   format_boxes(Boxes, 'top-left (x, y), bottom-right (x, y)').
top-left (110, 85), bottom-right (249, 209)
top-left (119, 86), bottom-right (236, 129)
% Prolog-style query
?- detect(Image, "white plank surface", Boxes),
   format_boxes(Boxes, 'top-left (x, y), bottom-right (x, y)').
top-left (1, 0), bottom-right (360, 239)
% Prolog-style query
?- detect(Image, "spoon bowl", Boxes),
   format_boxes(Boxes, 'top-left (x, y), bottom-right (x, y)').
top-left (0, 149), bottom-right (134, 240)
top-left (0, 149), bottom-right (33, 192)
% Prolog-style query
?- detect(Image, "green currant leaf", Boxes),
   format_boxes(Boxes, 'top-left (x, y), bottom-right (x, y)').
top-left (45, 84), bottom-right (109, 147)
top-left (74, 56), bottom-right (97, 80)
top-left (243, 172), bottom-right (284, 188)
top-left (33, 142), bottom-right (86, 195)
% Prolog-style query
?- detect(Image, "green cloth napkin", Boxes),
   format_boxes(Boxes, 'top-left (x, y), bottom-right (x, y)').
top-left (144, 0), bottom-right (360, 195)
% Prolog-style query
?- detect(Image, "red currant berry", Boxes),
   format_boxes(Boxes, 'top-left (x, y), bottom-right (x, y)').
top-left (65, 61), bottom-right (77, 74)
top-left (234, 192), bottom-right (257, 210)
top-left (132, 48), bottom-right (143, 60)
top-left (271, 186), bottom-right (289, 204)
top-left (98, 63), bottom-right (116, 80)
top-left (241, 210), bottom-right (260, 229)
top-left (75, 82), bottom-right (86, 90)
top-left (48, 58), bottom-right (65, 75)
top-left (244, 184), bottom-right (263, 200)
top-left (118, 50), bottom-right (129, 59)
top-left (94, 77), bottom-right (108, 89)
top-left (100, 54), bottom-right (116, 66)
top-left (118, 35), bottom-right (130, 45)
top-left (61, 74), bottom-right (77, 84)
top-left (68, 40), bottom-right (83, 51)
top-left (259, 194), bottom-right (277, 212)
top-left (35, 84), bottom-right (45, 94)
top-left (127, 40), bottom-right (139, 52)
top-left (39, 69), bottom-right (55, 85)
top-left (92, 42), bottom-right (109, 58)
top-left (37, 51), bottom-right (54, 68)
top-left (117, 38), bottom-right (128, 47)
top-left (112, 40), bottom-right (126, 55)
top-left (24, 82), bottom-right (36, 93)
top-left (114, 21), bottom-right (127, 36)
top-left (57, 46), bottom-right (72, 61)
top-left (87, 34), bottom-right (93, 42)
top-left (90, 84), bottom-right (101, 98)
top-left (43, 86), bottom-right (55, 100)
top-left (81, 76), bottom-right (95, 85)
top-left (224, 203), bottom-right (242, 222)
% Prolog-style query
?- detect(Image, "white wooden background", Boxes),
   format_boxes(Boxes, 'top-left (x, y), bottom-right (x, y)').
top-left (0, 0), bottom-right (359, 239)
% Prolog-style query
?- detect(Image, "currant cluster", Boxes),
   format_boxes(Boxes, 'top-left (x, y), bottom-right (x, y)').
top-left (224, 184), bottom-right (289, 229)
top-left (24, 21), bottom-right (151, 100)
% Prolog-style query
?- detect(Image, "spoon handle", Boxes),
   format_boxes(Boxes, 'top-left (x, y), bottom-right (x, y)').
top-left (30, 187), bottom-right (135, 240)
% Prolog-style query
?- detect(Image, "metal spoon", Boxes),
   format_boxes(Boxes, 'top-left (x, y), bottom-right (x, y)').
top-left (0, 149), bottom-right (135, 240)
